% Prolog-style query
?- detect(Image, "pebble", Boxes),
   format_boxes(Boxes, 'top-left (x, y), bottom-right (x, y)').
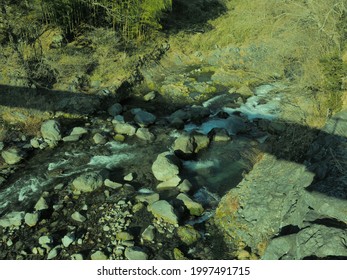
top-left (123, 173), bottom-right (134, 182)
top-left (24, 212), bottom-right (39, 227)
top-left (93, 133), bottom-right (106, 145)
top-left (124, 247), bottom-right (148, 260)
top-left (71, 211), bottom-right (86, 223)
top-left (34, 197), bottom-right (49, 211)
top-left (177, 179), bottom-right (192, 193)
top-left (141, 225), bottom-right (155, 242)
top-left (71, 253), bottom-right (84, 260)
top-left (91, 250), bottom-right (108, 260)
top-left (147, 200), bottom-right (178, 225)
top-left (62, 233), bottom-right (75, 247)
top-left (104, 179), bottom-right (122, 189)
top-left (177, 193), bottom-right (204, 216)
top-left (144, 91), bottom-right (156, 101)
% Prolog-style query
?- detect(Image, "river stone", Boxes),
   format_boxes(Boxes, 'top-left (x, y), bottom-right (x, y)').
top-left (62, 233), bottom-right (75, 247)
top-left (152, 152), bottom-right (180, 181)
top-left (1, 147), bottom-right (23, 165)
top-left (135, 193), bottom-right (160, 205)
top-left (177, 179), bottom-right (192, 193)
top-left (104, 179), bottom-right (122, 189)
top-left (116, 231), bottom-right (134, 241)
top-left (141, 225), bottom-right (155, 242)
top-left (24, 212), bottom-right (39, 227)
top-left (0, 211), bottom-right (25, 228)
top-left (39, 235), bottom-right (53, 248)
top-left (177, 193), bottom-right (204, 216)
top-left (71, 254), bottom-right (83, 260)
top-left (124, 247), bottom-right (148, 260)
top-left (134, 110), bottom-right (156, 127)
top-left (93, 133), bottom-right (106, 145)
top-left (71, 211), bottom-right (86, 222)
top-left (173, 134), bottom-right (195, 157)
top-left (62, 134), bottom-right (81, 142)
top-left (136, 128), bottom-right (155, 141)
top-left (70, 127), bottom-right (88, 136)
top-left (147, 200), bottom-right (178, 225)
top-left (30, 138), bottom-right (40, 148)
top-left (114, 123), bottom-right (137, 136)
top-left (108, 103), bottom-right (123, 117)
top-left (144, 91), bottom-right (156, 101)
top-left (41, 120), bottom-right (61, 147)
top-left (72, 172), bottom-right (103, 193)
top-left (156, 176), bottom-right (181, 191)
top-left (193, 134), bottom-right (210, 153)
top-left (124, 173), bottom-right (134, 182)
top-left (91, 250), bottom-right (108, 260)
top-left (34, 197), bottom-right (49, 211)
top-left (177, 225), bottom-right (201, 245)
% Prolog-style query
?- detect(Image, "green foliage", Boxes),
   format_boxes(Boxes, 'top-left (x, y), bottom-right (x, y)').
top-left (40, 0), bottom-right (172, 43)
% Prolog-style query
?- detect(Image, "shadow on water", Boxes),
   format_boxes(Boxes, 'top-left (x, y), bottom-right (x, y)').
top-left (0, 83), bottom-right (346, 203)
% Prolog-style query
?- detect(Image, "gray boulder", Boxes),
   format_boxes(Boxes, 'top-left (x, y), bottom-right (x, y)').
top-left (108, 103), bottom-right (123, 117)
top-left (134, 110), bottom-right (156, 127)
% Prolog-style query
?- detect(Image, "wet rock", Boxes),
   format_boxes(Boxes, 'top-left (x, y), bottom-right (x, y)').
top-left (263, 224), bottom-right (347, 260)
top-left (152, 152), bottom-right (180, 181)
top-left (47, 246), bottom-right (60, 260)
top-left (193, 134), bottom-right (210, 153)
top-left (124, 173), bottom-right (134, 182)
top-left (0, 211), bottom-right (25, 228)
top-left (156, 176), bottom-right (181, 191)
top-left (62, 233), bottom-right (75, 248)
top-left (116, 231), bottom-right (134, 241)
top-left (142, 225), bottom-right (155, 242)
top-left (136, 128), bottom-right (155, 141)
top-left (124, 247), bottom-right (148, 260)
top-left (34, 197), bottom-right (49, 211)
top-left (177, 179), bottom-right (192, 193)
top-left (104, 179), bottom-right (122, 189)
top-left (72, 172), bottom-right (103, 193)
top-left (134, 110), bottom-right (156, 127)
top-left (91, 250), bottom-right (108, 260)
top-left (135, 193), bottom-right (160, 205)
top-left (177, 225), bottom-right (201, 245)
top-left (108, 103), bottom-right (123, 117)
top-left (30, 138), bottom-right (40, 148)
top-left (71, 211), bottom-right (86, 222)
top-left (213, 129), bottom-right (231, 142)
top-left (235, 85), bottom-right (253, 97)
top-left (1, 147), bottom-right (24, 165)
top-left (144, 91), bottom-right (156, 101)
top-left (24, 212), bottom-right (39, 227)
top-left (0, 141), bottom-right (3, 151)
top-left (62, 134), bottom-right (81, 142)
top-left (114, 123), bottom-right (137, 136)
top-left (147, 200), bottom-right (178, 225)
top-left (71, 254), bottom-right (83, 260)
top-left (38, 235), bottom-right (53, 249)
top-left (70, 127), bottom-right (88, 136)
top-left (177, 193), bottom-right (204, 216)
top-left (41, 120), bottom-right (61, 147)
top-left (93, 133), bottom-right (106, 145)
top-left (173, 134), bottom-right (195, 157)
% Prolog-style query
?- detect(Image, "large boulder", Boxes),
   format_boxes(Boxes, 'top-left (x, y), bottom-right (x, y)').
top-left (151, 152), bottom-right (180, 181)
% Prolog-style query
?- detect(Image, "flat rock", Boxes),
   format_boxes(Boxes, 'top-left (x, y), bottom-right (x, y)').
top-left (72, 172), bottom-right (103, 193)
top-left (93, 133), bottom-right (106, 145)
top-left (114, 123), bottom-right (137, 136)
top-left (135, 193), bottom-right (160, 205)
top-left (124, 247), bottom-right (148, 260)
top-left (141, 225), bottom-right (155, 242)
top-left (156, 176), bottom-right (181, 191)
top-left (152, 152), bottom-right (180, 181)
top-left (34, 197), bottom-right (49, 211)
top-left (147, 200), bottom-right (178, 225)
top-left (136, 128), bottom-right (155, 141)
top-left (177, 193), bottom-right (204, 216)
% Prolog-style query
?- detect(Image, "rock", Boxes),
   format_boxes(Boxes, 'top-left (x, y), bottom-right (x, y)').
top-left (177, 193), bottom-right (204, 216)
top-left (177, 225), bottom-right (201, 245)
top-left (235, 85), bottom-right (253, 97)
top-left (134, 110), bottom-right (156, 127)
top-left (113, 134), bottom-right (125, 142)
top-left (114, 123), bottom-right (137, 136)
top-left (71, 254), bottom-right (83, 260)
top-left (124, 173), bottom-right (134, 182)
top-left (93, 133), bottom-right (106, 145)
top-left (124, 247), bottom-right (148, 260)
top-left (30, 138), bottom-right (40, 148)
top-left (72, 172), bottom-right (103, 193)
top-left (39, 235), bottom-right (53, 249)
top-left (322, 109), bottom-right (347, 138)
top-left (177, 179), bottom-right (192, 193)
top-left (193, 134), bottom-right (210, 153)
top-left (156, 176), bottom-right (181, 191)
top-left (1, 147), bottom-right (23, 164)
top-left (47, 246), bottom-right (60, 260)
top-left (70, 127), bottom-right (88, 136)
top-left (62, 134), bottom-right (81, 142)
top-left (147, 200), bottom-right (178, 225)
top-left (104, 179), bottom-right (122, 189)
top-left (0, 211), bottom-right (25, 228)
top-left (111, 115), bottom-right (125, 124)
top-left (108, 103), bottom-right (123, 117)
top-left (41, 120), bottom-right (61, 147)
top-left (142, 225), bottom-right (155, 242)
top-left (24, 212), bottom-right (39, 227)
top-left (34, 197), bottom-right (49, 211)
top-left (136, 128), bottom-right (155, 141)
top-left (91, 250), bottom-right (108, 260)
top-left (213, 129), bottom-right (231, 142)
top-left (144, 91), bottom-right (156, 101)
top-left (62, 233), bottom-right (75, 248)
top-left (71, 211), bottom-right (86, 222)
top-left (173, 134), bottom-right (195, 157)
top-left (263, 224), bottom-right (347, 260)
top-left (0, 141), bottom-right (3, 151)
top-left (116, 231), bottom-right (134, 241)
top-left (152, 152), bottom-right (180, 181)
top-left (135, 193), bottom-right (160, 205)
